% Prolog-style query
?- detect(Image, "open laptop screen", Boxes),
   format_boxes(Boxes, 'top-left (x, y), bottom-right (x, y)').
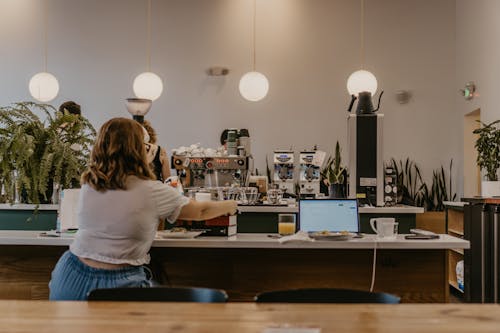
top-left (299, 199), bottom-right (359, 233)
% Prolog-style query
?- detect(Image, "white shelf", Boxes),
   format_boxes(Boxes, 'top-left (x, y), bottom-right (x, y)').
top-left (0, 204), bottom-right (59, 211)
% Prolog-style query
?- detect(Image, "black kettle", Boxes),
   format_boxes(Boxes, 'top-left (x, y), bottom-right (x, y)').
top-left (347, 90), bottom-right (384, 114)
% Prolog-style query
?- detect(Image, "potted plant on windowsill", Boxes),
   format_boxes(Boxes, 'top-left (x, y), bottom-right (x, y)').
top-left (473, 119), bottom-right (500, 197)
top-left (321, 141), bottom-right (346, 198)
top-left (0, 102), bottom-right (96, 205)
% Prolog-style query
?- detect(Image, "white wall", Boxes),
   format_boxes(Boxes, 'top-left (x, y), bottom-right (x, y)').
top-left (0, 0), bottom-right (458, 188)
top-left (456, 0), bottom-right (500, 193)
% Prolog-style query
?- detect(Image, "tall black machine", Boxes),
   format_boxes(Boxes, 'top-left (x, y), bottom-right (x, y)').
top-left (463, 199), bottom-right (500, 303)
top-left (347, 90), bottom-right (384, 206)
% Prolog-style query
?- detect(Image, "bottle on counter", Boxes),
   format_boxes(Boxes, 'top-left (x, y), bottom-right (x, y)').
top-left (238, 129), bottom-right (251, 156)
top-left (226, 129), bottom-right (238, 156)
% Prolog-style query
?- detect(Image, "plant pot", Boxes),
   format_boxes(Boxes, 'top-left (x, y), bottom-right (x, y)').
top-left (329, 184), bottom-right (346, 198)
top-left (481, 181), bottom-right (500, 197)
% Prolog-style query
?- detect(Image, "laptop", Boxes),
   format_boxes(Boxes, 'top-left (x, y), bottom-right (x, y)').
top-left (298, 199), bottom-right (360, 233)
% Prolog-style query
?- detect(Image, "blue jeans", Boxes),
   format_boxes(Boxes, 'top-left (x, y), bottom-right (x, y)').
top-left (49, 250), bottom-right (153, 301)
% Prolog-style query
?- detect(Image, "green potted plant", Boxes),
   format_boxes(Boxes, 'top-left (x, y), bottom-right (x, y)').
top-left (473, 119), bottom-right (500, 197)
top-left (0, 102), bottom-right (96, 204)
top-left (321, 141), bottom-right (346, 198)
top-left (415, 160), bottom-right (457, 234)
top-left (390, 157), bottom-right (424, 206)
top-left (418, 160), bottom-right (457, 211)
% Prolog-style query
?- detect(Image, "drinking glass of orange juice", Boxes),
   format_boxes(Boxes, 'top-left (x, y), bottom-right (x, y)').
top-left (278, 214), bottom-right (296, 235)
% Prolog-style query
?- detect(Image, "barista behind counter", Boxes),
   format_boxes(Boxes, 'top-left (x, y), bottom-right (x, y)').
top-left (142, 120), bottom-right (171, 182)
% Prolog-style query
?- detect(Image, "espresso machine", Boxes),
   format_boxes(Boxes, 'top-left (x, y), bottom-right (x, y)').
top-left (171, 155), bottom-right (248, 188)
top-left (273, 151), bottom-right (295, 195)
top-left (299, 151), bottom-right (320, 198)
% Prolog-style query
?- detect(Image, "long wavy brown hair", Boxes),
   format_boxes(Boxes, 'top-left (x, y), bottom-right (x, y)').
top-left (81, 117), bottom-right (154, 191)
top-left (142, 120), bottom-right (157, 144)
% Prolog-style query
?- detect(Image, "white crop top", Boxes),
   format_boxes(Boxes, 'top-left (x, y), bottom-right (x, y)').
top-left (70, 176), bottom-right (190, 265)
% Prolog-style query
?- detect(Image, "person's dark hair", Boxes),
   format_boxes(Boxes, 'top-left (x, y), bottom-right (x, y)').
top-left (81, 118), bottom-right (154, 191)
top-left (220, 129), bottom-right (229, 145)
top-left (59, 101), bottom-right (81, 116)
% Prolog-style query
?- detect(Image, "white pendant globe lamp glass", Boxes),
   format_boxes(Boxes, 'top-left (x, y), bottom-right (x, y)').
top-left (133, 72), bottom-right (163, 101)
top-left (347, 69), bottom-right (377, 97)
top-left (29, 72), bottom-right (59, 102)
top-left (239, 71), bottom-right (269, 102)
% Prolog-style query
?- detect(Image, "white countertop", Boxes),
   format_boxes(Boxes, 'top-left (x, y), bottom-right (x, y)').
top-left (0, 204), bottom-right (59, 210)
top-left (237, 205), bottom-right (298, 213)
top-left (238, 204), bottom-right (424, 214)
top-left (443, 201), bottom-right (468, 208)
top-left (0, 203), bottom-right (424, 214)
top-left (0, 231), bottom-right (469, 250)
top-left (358, 205), bottom-right (424, 214)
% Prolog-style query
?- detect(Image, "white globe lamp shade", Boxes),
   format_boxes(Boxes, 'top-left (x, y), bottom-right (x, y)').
top-left (29, 72), bottom-right (59, 102)
top-left (239, 71), bottom-right (269, 102)
top-left (347, 70), bottom-right (377, 96)
top-left (133, 72), bottom-right (163, 101)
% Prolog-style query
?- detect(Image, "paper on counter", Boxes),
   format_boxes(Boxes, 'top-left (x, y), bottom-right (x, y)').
top-left (59, 189), bottom-right (80, 232)
top-left (278, 231), bottom-right (314, 244)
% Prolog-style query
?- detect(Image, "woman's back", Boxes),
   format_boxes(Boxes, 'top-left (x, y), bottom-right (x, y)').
top-left (70, 176), bottom-right (189, 266)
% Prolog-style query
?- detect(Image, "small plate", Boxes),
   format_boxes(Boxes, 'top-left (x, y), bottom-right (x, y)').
top-left (309, 232), bottom-right (354, 241)
top-left (157, 230), bottom-right (204, 239)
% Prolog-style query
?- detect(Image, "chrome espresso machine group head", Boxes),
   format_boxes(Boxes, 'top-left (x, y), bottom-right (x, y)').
top-left (273, 151), bottom-right (295, 195)
top-left (171, 155), bottom-right (248, 188)
top-left (299, 151), bottom-right (320, 197)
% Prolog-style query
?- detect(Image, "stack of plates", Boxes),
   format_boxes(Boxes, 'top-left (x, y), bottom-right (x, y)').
top-left (157, 230), bottom-right (204, 239)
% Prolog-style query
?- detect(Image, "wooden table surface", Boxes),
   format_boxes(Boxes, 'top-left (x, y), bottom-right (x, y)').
top-left (1, 301), bottom-right (500, 333)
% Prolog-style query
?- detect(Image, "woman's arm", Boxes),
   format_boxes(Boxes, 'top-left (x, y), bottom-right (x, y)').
top-left (177, 200), bottom-right (237, 221)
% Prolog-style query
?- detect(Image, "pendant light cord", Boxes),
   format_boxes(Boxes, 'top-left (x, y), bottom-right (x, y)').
top-left (43, 0), bottom-right (48, 72)
top-left (252, 0), bottom-right (256, 71)
top-left (147, 0), bottom-right (152, 72)
top-left (360, 0), bottom-right (365, 69)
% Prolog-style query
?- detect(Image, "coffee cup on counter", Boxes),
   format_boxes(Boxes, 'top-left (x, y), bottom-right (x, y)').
top-left (370, 217), bottom-right (398, 239)
top-left (195, 192), bottom-right (212, 202)
top-left (267, 189), bottom-right (283, 205)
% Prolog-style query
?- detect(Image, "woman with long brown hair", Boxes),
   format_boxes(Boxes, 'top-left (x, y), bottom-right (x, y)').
top-left (49, 118), bottom-right (237, 300)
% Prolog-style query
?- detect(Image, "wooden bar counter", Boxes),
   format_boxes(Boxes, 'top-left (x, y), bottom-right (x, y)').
top-left (0, 231), bottom-right (469, 302)
top-left (1, 301), bottom-right (499, 333)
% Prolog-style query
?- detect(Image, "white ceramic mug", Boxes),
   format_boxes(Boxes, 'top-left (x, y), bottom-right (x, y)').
top-left (370, 217), bottom-right (398, 238)
top-left (195, 192), bottom-right (212, 202)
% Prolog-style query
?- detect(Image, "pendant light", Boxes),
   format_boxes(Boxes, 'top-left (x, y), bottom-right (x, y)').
top-left (346, 0), bottom-right (377, 97)
top-left (133, 0), bottom-right (163, 101)
top-left (29, 0), bottom-right (59, 103)
top-left (239, 0), bottom-right (269, 102)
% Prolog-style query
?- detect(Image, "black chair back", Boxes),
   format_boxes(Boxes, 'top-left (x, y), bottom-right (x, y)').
top-left (88, 286), bottom-right (228, 303)
top-left (255, 288), bottom-right (400, 304)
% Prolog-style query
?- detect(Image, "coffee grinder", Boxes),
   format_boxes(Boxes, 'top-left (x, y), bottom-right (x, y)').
top-left (299, 151), bottom-right (320, 198)
top-left (273, 151), bottom-right (295, 195)
top-left (347, 90), bottom-right (385, 206)
top-left (125, 98), bottom-right (152, 124)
